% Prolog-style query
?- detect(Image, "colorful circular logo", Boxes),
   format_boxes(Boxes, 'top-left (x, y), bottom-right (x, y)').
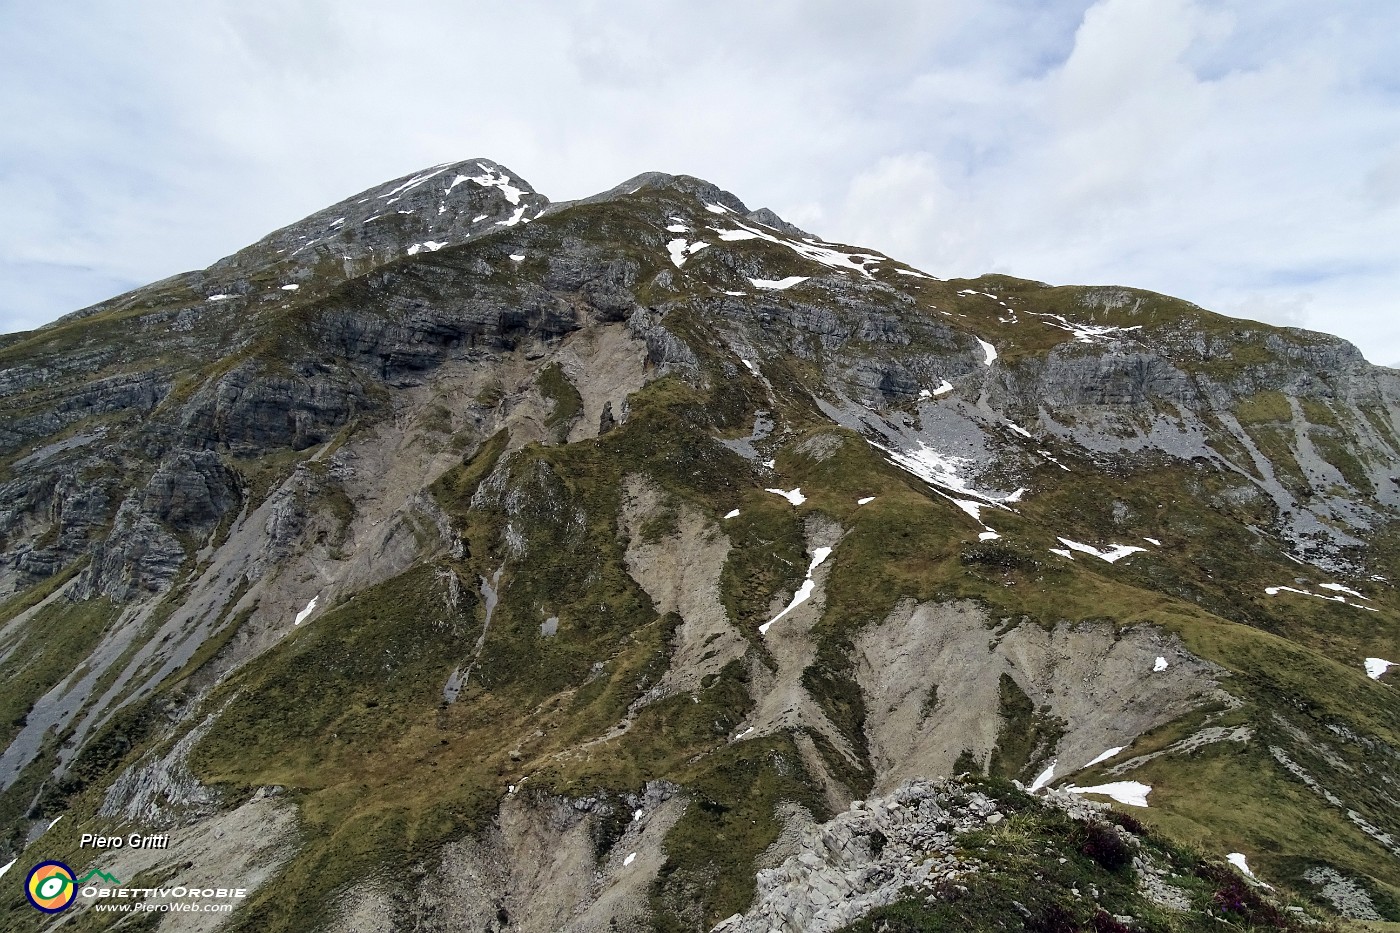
top-left (25, 861), bottom-right (76, 913)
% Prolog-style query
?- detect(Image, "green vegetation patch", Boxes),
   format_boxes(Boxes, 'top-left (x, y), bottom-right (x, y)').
top-left (988, 673), bottom-right (1066, 783)
top-left (650, 735), bottom-right (827, 932)
top-left (1235, 391), bottom-right (1293, 426)
top-left (536, 361), bottom-right (583, 437)
top-left (0, 596), bottom-right (117, 750)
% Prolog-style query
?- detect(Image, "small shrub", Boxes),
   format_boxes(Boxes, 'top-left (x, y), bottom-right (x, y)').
top-left (1107, 811), bottom-right (1146, 836)
top-left (1199, 865), bottom-right (1293, 929)
top-left (1027, 902), bottom-right (1079, 933)
top-left (1076, 822), bottom-right (1132, 872)
top-left (1091, 909), bottom-right (1131, 933)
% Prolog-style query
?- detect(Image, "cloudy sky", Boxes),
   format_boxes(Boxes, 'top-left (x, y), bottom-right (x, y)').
top-left (3, 0), bottom-right (1399, 365)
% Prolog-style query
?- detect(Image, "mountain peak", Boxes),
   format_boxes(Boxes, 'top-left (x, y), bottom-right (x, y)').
top-left (554, 170), bottom-right (808, 237)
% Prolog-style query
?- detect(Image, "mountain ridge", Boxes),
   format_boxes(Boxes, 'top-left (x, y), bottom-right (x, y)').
top-left (0, 158), bottom-right (1396, 932)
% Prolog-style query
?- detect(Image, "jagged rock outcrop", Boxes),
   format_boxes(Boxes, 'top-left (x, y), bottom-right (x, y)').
top-left (76, 498), bottom-right (186, 601)
top-left (713, 779), bottom-right (1139, 933)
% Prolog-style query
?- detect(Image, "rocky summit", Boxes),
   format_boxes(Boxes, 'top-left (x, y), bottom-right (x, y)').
top-left (0, 158), bottom-right (1397, 932)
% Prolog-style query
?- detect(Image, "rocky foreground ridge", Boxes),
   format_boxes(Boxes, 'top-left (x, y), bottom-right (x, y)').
top-left (0, 158), bottom-right (1396, 932)
top-left (714, 776), bottom-right (1331, 933)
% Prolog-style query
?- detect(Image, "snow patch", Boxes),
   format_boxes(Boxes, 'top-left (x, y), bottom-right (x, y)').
top-left (1029, 761), bottom-right (1056, 792)
top-left (1319, 582), bottom-right (1366, 598)
top-left (1153, 657), bottom-right (1169, 672)
top-left (1049, 548), bottom-right (1075, 560)
top-left (1033, 312), bottom-right (1143, 343)
top-left (952, 500), bottom-right (986, 522)
top-left (1083, 747), bottom-right (1125, 768)
top-left (406, 241), bottom-right (447, 256)
top-left (451, 165), bottom-right (525, 204)
top-left (295, 596), bottom-right (318, 625)
top-left (1066, 781), bottom-right (1151, 807)
top-left (1144, 537), bottom-right (1162, 546)
top-left (382, 166), bottom-right (451, 199)
top-left (1265, 585), bottom-right (1378, 611)
top-left (765, 488), bottom-right (806, 506)
top-left (0, 859), bottom-right (13, 881)
top-left (510, 254), bottom-right (525, 262)
top-left (1365, 658), bottom-right (1394, 680)
top-left (979, 530), bottom-right (1002, 542)
top-left (1227, 853), bottom-right (1256, 878)
top-left (976, 338), bottom-right (998, 365)
top-left (740, 359), bottom-right (759, 375)
top-left (894, 268), bottom-right (938, 279)
top-left (749, 275), bottom-right (809, 290)
top-left (857, 496), bottom-right (875, 505)
top-left (724, 509), bottom-right (741, 520)
top-left (623, 852), bottom-right (637, 867)
top-left (873, 441), bottom-right (1021, 514)
top-left (760, 546), bottom-right (833, 635)
top-left (711, 217), bottom-right (884, 277)
top-left (207, 294), bottom-right (231, 301)
top-left (666, 223), bottom-right (690, 233)
top-left (280, 284), bottom-right (300, 291)
top-left (667, 238), bottom-right (710, 267)
top-left (496, 206), bottom-right (528, 227)
top-left (1056, 537), bottom-right (1146, 564)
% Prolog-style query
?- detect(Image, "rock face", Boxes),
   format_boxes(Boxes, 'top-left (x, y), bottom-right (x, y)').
top-left (854, 601), bottom-right (1222, 792)
top-left (713, 780), bottom-right (995, 933)
top-left (0, 158), bottom-right (1397, 931)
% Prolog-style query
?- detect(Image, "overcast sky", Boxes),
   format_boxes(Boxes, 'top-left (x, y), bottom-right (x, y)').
top-left (3, 1), bottom-right (1398, 365)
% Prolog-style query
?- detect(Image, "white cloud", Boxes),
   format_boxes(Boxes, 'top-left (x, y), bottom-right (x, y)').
top-left (0, 0), bottom-right (1397, 364)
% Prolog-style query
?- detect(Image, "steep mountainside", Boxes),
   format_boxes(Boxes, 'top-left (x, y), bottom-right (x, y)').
top-left (0, 159), bottom-right (1397, 932)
